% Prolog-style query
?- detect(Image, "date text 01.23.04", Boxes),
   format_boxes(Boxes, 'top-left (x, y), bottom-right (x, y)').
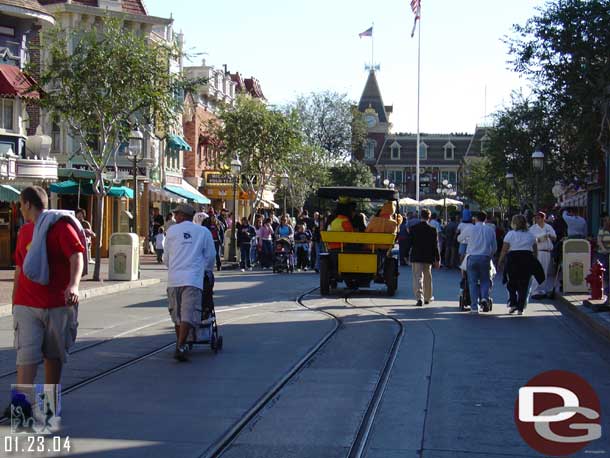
top-left (3, 435), bottom-right (71, 454)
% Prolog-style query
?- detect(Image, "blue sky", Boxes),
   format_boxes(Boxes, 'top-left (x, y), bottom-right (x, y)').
top-left (144, 0), bottom-right (546, 134)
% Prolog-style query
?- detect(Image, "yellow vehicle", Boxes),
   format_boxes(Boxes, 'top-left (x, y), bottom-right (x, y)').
top-left (318, 187), bottom-right (400, 296)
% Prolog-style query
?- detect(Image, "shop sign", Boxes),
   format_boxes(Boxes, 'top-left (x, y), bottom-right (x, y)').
top-left (205, 171), bottom-right (233, 186)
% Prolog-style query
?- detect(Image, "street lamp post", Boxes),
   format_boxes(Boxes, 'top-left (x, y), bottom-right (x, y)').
top-left (436, 179), bottom-right (455, 223)
top-left (127, 126), bottom-right (144, 238)
top-left (281, 172), bottom-right (289, 216)
top-left (229, 157), bottom-right (242, 263)
top-left (532, 149), bottom-right (544, 211)
top-left (505, 172), bottom-right (514, 218)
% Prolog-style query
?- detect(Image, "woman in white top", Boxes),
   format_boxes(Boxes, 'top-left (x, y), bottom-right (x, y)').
top-left (498, 214), bottom-right (538, 315)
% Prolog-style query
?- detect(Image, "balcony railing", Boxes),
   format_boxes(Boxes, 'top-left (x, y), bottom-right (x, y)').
top-left (0, 155), bottom-right (17, 180)
top-left (15, 157), bottom-right (58, 181)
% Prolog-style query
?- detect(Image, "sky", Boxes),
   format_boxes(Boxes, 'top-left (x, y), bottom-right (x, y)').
top-left (144, 0), bottom-right (547, 135)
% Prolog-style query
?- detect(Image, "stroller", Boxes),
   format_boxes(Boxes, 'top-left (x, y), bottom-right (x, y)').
top-left (186, 272), bottom-right (223, 353)
top-left (458, 258), bottom-right (495, 312)
top-left (273, 237), bottom-right (295, 273)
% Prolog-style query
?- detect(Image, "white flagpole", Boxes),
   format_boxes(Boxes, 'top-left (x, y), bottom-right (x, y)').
top-left (415, 6), bottom-right (421, 209)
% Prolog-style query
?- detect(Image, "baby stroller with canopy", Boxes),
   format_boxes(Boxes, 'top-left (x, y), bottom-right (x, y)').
top-left (186, 272), bottom-right (223, 352)
top-left (273, 237), bottom-right (294, 273)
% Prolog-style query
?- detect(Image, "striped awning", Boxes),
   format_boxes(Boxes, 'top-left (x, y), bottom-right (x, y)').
top-left (164, 183), bottom-right (210, 205)
top-left (0, 184), bottom-right (20, 202)
top-left (167, 134), bottom-right (192, 152)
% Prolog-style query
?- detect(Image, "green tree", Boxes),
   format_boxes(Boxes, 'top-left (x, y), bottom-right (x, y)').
top-left (212, 95), bottom-right (303, 216)
top-left (292, 91), bottom-right (367, 163)
top-left (35, 19), bottom-right (194, 280)
top-left (327, 160), bottom-right (375, 187)
top-left (462, 158), bottom-right (507, 212)
top-left (506, 0), bottom-right (610, 170)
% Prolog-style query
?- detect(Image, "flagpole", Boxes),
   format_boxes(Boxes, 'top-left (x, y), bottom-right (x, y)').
top-left (415, 7), bottom-right (421, 209)
top-left (371, 22), bottom-right (375, 69)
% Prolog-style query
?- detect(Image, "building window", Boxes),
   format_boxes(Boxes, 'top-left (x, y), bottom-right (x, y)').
top-left (365, 139), bottom-right (376, 160)
top-left (440, 170), bottom-right (457, 188)
top-left (444, 142), bottom-right (455, 160)
top-left (390, 141), bottom-right (401, 160)
top-left (387, 170), bottom-right (403, 185)
top-left (418, 142), bottom-right (428, 160)
top-left (0, 99), bottom-right (14, 130)
top-left (481, 133), bottom-right (490, 155)
top-left (51, 123), bottom-right (61, 153)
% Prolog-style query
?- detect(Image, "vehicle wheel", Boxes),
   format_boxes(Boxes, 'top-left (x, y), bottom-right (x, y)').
top-left (210, 334), bottom-right (217, 351)
top-left (217, 335), bottom-right (223, 351)
top-left (320, 257), bottom-right (330, 295)
top-left (384, 257), bottom-right (397, 296)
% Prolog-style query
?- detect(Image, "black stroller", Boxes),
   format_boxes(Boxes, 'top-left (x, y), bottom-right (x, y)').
top-left (273, 237), bottom-right (295, 273)
top-left (187, 272), bottom-right (223, 353)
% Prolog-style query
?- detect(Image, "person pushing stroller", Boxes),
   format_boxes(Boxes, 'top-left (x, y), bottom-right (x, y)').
top-left (163, 204), bottom-right (216, 361)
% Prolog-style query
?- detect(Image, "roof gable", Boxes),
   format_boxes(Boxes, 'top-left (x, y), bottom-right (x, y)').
top-left (358, 70), bottom-right (388, 123)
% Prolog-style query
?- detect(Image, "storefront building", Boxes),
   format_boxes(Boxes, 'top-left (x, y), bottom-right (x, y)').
top-left (0, 0), bottom-right (57, 267)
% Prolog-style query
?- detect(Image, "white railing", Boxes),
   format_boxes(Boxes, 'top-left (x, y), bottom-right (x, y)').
top-left (15, 157), bottom-right (58, 181)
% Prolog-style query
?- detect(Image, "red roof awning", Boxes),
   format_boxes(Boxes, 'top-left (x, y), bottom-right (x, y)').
top-left (0, 64), bottom-right (39, 99)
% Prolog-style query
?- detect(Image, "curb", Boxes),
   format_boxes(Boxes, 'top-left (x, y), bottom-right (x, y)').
top-left (556, 294), bottom-right (610, 343)
top-left (0, 277), bottom-right (160, 318)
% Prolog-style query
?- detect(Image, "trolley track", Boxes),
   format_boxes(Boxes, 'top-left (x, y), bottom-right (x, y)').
top-left (206, 288), bottom-right (404, 458)
top-left (0, 303), bottom-right (291, 423)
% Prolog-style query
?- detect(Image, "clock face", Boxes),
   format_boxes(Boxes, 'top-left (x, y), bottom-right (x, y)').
top-left (365, 115), bottom-right (377, 128)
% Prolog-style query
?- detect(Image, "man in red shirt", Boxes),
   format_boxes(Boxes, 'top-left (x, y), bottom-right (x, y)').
top-left (12, 186), bottom-right (84, 389)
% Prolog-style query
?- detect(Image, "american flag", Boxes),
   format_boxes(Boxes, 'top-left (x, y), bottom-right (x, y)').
top-left (410, 0), bottom-right (421, 37)
top-left (411, 0), bottom-right (421, 17)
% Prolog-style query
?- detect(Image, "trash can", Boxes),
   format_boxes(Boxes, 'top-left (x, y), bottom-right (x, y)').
top-left (562, 239), bottom-right (591, 293)
top-left (108, 233), bottom-right (139, 281)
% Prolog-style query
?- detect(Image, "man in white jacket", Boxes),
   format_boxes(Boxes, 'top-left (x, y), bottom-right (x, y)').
top-left (163, 204), bottom-right (215, 361)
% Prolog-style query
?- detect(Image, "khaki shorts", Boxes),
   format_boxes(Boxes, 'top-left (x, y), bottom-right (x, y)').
top-left (13, 305), bottom-right (78, 366)
top-left (167, 286), bottom-right (202, 327)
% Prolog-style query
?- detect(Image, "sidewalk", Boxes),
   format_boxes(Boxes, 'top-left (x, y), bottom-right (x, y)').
top-left (0, 255), bottom-right (165, 314)
top-left (557, 292), bottom-right (610, 342)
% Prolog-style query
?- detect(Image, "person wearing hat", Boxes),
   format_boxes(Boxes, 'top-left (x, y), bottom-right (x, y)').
top-left (163, 204), bottom-right (215, 361)
top-left (529, 211), bottom-right (556, 299)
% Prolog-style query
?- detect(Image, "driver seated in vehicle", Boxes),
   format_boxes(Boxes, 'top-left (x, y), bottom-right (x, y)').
top-left (327, 199), bottom-right (355, 250)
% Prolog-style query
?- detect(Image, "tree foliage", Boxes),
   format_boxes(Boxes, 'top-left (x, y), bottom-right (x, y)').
top-left (212, 95), bottom-right (303, 215)
top-left (505, 0), bottom-right (610, 170)
top-left (291, 91), bottom-right (367, 163)
top-left (327, 160), bottom-right (375, 188)
top-left (462, 158), bottom-right (507, 212)
top-left (33, 18), bottom-right (195, 279)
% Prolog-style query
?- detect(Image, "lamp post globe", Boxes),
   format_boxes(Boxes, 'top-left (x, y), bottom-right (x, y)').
top-left (383, 178), bottom-right (390, 188)
top-left (532, 149), bottom-right (544, 171)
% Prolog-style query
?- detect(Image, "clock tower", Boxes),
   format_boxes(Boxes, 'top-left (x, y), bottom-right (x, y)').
top-left (356, 70), bottom-right (391, 165)
top-left (358, 69), bottom-right (392, 135)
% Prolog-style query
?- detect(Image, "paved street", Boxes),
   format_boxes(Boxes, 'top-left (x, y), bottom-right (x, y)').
top-left (0, 265), bottom-right (608, 457)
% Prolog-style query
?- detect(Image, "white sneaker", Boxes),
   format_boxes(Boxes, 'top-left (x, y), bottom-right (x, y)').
top-left (517, 310), bottom-right (523, 315)
top-left (508, 307), bottom-right (518, 314)
top-left (240, 268), bottom-right (245, 272)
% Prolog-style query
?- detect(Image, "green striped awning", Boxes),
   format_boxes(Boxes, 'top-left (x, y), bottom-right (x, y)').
top-left (0, 184), bottom-right (20, 202)
top-left (167, 134), bottom-right (192, 152)
top-left (164, 184), bottom-right (210, 204)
